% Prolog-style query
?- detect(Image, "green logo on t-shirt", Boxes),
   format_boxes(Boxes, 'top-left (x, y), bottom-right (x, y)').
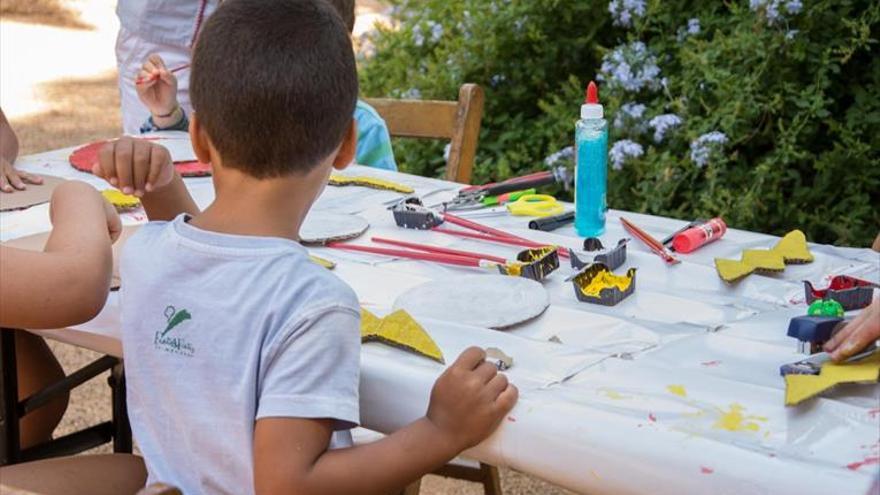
top-left (154, 305), bottom-right (195, 356)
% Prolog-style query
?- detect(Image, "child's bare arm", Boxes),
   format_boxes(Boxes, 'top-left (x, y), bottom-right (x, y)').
top-left (253, 347), bottom-right (518, 495)
top-left (0, 182), bottom-right (120, 329)
top-left (94, 137), bottom-right (199, 221)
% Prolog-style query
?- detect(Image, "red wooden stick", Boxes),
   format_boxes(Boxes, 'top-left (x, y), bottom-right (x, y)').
top-left (620, 217), bottom-right (680, 265)
top-left (441, 212), bottom-right (533, 243)
top-left (135, 64), bottom-right (191, 85)
top-left (431, 227), bottom-right (570, 258)
top-left (371, 237), bottom-right (508, 264)
top-left (327, 243), bottom-right (485, 267)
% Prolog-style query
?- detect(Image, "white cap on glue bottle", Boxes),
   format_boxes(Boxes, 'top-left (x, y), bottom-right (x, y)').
top-left (581, 81), bottom-right (604, 119)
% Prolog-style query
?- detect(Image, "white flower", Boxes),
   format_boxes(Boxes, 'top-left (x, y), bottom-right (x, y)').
top-left (412, 25), bottom-right (425, 47)
top-left (648, 114), bottom-right (683, 143)
top-left (687, 18), bottom-right (701, 35)
top-left (597, 42), bottom-right (662, 93)
top-left (608, 0), bottom-right (646, 28)
top-left (750, 0), bottom-right (802, 25)
top-left (609, 139), bottom-right (643, 170)
top-left (428, 21), bottom-right (444, 43)
top-left (544, 146), bottom-right (574, 167)
top-left (402, 88), bottom-right (422, 99)
top-left (613, 102), bottom-right (647, 131)
top-left (689, 131), bottom-right (728, 168)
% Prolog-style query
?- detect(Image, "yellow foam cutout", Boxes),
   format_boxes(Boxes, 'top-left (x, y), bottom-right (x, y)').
top-left (101, 189), bottom-right (141, 209)
top-left (329, 175), bottom-right (414, 194)
top-left (578, 270), bottom-right (633, 297)
top-left (667, 384), bottom-right (687, 397)
top-left (714, 229), bottom-right (814, 283)
top-left (714, 258), bottom-right (755, 283)
top-left (308, 255), bottom-right (336, 270)
top-left (784, 352), bottom-right (880, 406)
top-left (360, 308), bottom-right (445, 364)
top-left (773, 229), bottom-right (814, 263)
top-left (741, 250), bottom-right (785, 271)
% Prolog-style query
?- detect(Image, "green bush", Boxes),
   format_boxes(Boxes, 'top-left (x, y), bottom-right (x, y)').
top-left (360, 0), bottom-right (880, 247)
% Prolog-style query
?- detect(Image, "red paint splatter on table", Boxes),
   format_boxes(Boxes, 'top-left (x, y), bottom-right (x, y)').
top-left (846, 456), bottom-right (880, 471)
top-left (700, 466), bottom-right (714, 474)
top-left (506, 416), bottom-right (517, 423)
top-left (648, 413), bottom-right (657, 422)
top-left (701, 360), bottom-right (721, 367)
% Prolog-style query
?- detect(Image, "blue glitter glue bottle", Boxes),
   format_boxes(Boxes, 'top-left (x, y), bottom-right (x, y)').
top-left (575, 81), bottom-right (608, 237)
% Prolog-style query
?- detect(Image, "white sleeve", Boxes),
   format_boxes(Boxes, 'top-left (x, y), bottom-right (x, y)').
top-left (256, 307), bottom-right (361, 429)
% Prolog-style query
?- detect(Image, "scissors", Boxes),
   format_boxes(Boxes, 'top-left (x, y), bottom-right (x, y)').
top-left (505, 194), bottom-right (565, 217)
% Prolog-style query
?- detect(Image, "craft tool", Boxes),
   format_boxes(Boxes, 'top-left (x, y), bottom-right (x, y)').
top-left (780, 347), bottom-right (878, 376)
top-left (390, 197), bottom-right (445, 230)
top-left (620, 217), bottom-right (680, 265)
top-left (575, 81), bottom-right (608, 237)
top-left (804, 275), bottom-right (879, 311)
top-left (135, 63), bottom-right (191, 85)
top-left (670, 217), bottom-right (727, 253)
top-left (457, 194), bottom-right (566, 219)
top-left (570, 238), bottom-right (628, 271)
top-left (783, 350), bottom-right (880, 406)
top-left (451, 188), bottom-right (536, 211)
top-left (566, 263), bottom-right (637, 306)
top-left (787, 315), bottom-right (846, 354)
top-left (529, 211), bottom-right (575, 231)
top-left (485, 347), bottom-right (514, 371)
top-left (439, 166), bottom-right (570, 211)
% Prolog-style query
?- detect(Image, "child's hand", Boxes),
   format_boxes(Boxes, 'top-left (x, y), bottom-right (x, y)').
top-left (94, 137), bottom-right (174, 197)
top-left (1, 156), bottom-right (43, 193)
top-left (135, 54), bottom-right (179, 118)
top-left (824, 298), bottom-right (880, 362)
top-left (426, 347), bottom-right (518, 451)
top-left (102, 196), bottom-right (122, 243)
top-left (49, 181), bottom-right (120, 242)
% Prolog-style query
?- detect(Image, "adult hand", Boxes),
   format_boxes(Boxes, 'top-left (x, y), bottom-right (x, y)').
top-left (135, 54), bottom-right (179, 118)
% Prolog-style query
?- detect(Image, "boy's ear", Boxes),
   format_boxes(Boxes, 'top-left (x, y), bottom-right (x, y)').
top-left (188, 113), bottom-right (213, 165)
top-left (332, 120), bottom-right (358, 171)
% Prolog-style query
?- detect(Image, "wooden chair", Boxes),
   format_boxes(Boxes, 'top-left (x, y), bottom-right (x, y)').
top-left (364, 83), bottom-right (485, 185)
top-left (872, 231), bottom-right (879, 252)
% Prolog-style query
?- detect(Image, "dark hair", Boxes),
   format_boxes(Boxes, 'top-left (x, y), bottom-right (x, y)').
top-left (190, 0), bottom-right (358, 178)
top-left (324, 0), bottom-right (355, 33)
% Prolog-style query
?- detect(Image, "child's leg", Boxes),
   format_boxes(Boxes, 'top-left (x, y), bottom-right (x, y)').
top-left (14, 331), bottom-right (69, 449)
top-left (0, 454), bottom-right (147, 495)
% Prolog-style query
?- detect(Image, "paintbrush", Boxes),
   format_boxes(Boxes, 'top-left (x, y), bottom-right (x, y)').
top-left (135, 64), bottom-right (191, 85)
top-left (620, 217), bottom-right (680, 265)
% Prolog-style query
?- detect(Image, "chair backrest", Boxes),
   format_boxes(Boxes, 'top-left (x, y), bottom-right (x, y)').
top-left (364, 83), bottom-right (485, 184)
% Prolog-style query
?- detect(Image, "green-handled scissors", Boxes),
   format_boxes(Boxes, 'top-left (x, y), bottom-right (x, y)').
top-left (506, 194), bottom-right (565, 217)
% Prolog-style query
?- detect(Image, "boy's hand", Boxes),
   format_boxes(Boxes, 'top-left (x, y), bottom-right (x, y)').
top-left (102, 197), bottom-right (122, 243)
top-left (136, 54), bottom-right (179, 118)
top-left (1, 156), bottom-right (43, 192)
top-left (426, 347), bottom-right (518, 451)
top-left (49, 181), bottom-right (120, 242)
top-left (824, 298), bottom-right (880, 362)
top-left (94, 137), bottom-right (174, 197)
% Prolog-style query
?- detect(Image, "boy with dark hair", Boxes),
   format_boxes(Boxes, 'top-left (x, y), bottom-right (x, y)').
top-left (134, 0), bottom-right (398, 171)
top-left (95, 0), bottom-right (516, 493)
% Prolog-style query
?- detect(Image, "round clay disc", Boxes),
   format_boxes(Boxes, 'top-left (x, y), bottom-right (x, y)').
top-left (392, 275), bottom-right (550, 329)
top-left (299, 211), bottom-right (369, 245)
top-left (69, 141), bottom-right (212, 177)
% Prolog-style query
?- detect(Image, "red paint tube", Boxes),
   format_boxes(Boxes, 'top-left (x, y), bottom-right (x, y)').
top-left (672, 217), bottom-right (727, 253)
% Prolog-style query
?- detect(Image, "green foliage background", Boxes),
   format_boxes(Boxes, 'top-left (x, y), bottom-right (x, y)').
top-left (359, 0), bottom-right (880, 247)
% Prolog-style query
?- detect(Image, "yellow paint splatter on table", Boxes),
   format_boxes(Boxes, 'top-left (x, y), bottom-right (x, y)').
top-left (598, 388), bottom-right (629, 400)
top-left (713, 403), bottom-right (767, 432)
top-left (667, 384), bottom-right (688, 398)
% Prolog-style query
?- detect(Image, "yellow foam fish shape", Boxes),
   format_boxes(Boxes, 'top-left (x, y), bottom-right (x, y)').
top-left (102, 189), bottom-right (141, 210)
top-left (329, 175), bottom-right (414, 194)
top-left (784, 351), bottom-right (880, 406)
top-left (714, 229), bottom-right (814, 283)
top-left (360, 309), bottom-right (445, 364)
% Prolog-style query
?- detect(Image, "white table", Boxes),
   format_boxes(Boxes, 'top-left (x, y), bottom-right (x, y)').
top-left (3, 139), bottom-right (879, 495)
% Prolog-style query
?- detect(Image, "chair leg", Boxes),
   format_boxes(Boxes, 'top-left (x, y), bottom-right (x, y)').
top-left (109, 362), bottom-right (132, 453)
top-left (0, 329), bottom-right (21, 465)
top-left (400, 478), bottom-right (421, 495)
top-left (479, 463), bottom-right (502, 495)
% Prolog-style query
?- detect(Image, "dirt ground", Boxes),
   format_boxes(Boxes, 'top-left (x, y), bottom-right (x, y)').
top-left (1, 1), bottom-right (573, 493)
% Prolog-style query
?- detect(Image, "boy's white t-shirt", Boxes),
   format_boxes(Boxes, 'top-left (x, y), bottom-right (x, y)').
top-left (120, 214), bottom-right (361, 494)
